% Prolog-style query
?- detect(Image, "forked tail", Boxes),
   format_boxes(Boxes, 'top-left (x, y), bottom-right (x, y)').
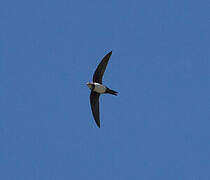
top-left (106, 88), bottom-right (118, 96)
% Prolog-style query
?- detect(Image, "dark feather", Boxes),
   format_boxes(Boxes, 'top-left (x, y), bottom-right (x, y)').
top-left (93, 51), bottom-right (112, 83)
top-left (90, 91), bottom-right (100, 128)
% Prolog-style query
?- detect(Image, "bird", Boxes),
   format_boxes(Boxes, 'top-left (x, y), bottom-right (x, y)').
top-left (87, 51), bottom-right (118, 128)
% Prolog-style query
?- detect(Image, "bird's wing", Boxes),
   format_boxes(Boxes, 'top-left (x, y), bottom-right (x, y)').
top-left (93, 51), bottom-right (112, 83)
top-left (90, 91), bottom-right (101, 128)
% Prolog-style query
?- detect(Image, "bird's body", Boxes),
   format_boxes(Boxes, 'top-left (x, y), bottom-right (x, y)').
top-left (93, 83), bottom-right (106, 93)
top-left (87, 82), bottom-right (106, 94)
top-left (87, 51), bottom-right (118, 128)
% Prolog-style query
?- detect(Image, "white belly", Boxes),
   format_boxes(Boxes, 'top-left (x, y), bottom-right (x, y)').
top-left (93, 83), bottom-right (106, 93)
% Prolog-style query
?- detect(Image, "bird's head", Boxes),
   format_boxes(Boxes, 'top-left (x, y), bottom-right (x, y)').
top-left (86, 82), bottom-right (93, 90)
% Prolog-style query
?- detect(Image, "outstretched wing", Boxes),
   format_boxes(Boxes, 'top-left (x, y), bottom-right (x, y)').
top-left (93, 51), bottom-right (112, 83)
top-left (90, 91), bottom-right (100, 128)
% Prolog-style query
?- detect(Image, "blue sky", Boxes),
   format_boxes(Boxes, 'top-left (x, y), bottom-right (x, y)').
top-left (1, 0), bottom-right (210, 179)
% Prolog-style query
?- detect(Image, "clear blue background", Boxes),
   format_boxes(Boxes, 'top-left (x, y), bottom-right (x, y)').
top-left (1, 0), bottom-right (210, 179)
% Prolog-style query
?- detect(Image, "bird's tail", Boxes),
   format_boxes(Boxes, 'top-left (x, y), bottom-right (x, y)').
top-left (106, 88), bottom-right (118, 96)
